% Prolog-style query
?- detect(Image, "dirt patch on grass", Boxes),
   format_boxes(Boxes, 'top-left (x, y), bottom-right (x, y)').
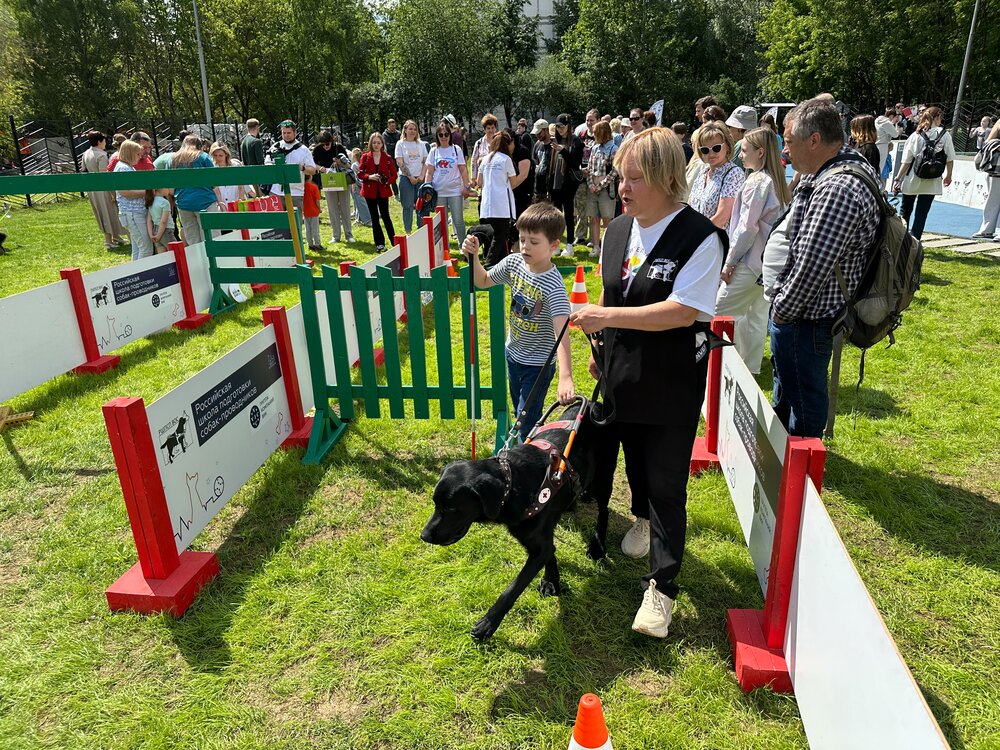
top-left (624, 668), bottom-right (673, 697)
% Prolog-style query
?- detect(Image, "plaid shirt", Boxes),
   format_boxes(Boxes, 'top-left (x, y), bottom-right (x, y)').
top-left (772, 146), bottom-right (880, 321)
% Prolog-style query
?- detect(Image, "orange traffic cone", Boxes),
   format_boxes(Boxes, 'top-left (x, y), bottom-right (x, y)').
top-left (593, 248), bottom-right (602, 278)
top-left (568, 693), bottom-right (612, 749)
top-left (569, 265), bottom-right (588, 325)
top-left (443, 245), bottom-right (459, 277)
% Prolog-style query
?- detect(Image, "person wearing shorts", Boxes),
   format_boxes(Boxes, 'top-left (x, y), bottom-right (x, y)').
top-left (586, 121), bottom-right (619, 260)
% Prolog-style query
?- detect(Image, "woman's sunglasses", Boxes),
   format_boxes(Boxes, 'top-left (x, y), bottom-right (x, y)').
top-left (629, 115), bottom-right (642, 121)
top-left (699, 144), bottom-right (724, 155)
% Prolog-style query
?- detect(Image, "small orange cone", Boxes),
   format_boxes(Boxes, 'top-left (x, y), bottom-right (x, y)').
top-left (443, 245), bottom-right (459, 277)
top-left (568, 693), bottom-right (612, 749)
top-left (593, 249), bottom-right (602, 278)
top-left (569, 265), bottom-right (588, 325)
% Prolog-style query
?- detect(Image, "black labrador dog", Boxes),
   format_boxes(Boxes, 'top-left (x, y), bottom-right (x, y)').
top-left (421, 401), bottom-right (610, 641)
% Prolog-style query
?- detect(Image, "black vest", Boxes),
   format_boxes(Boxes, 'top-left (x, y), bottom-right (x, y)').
top-left (600, 208), bottom-right (727, 426)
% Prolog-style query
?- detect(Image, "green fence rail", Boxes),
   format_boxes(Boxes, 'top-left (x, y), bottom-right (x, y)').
top-left (200, 208), bottom-right (303, 315)
top-left (0, 164), bottom-right (301, 196)
top-left (295, 262), bottom-right (509, 465)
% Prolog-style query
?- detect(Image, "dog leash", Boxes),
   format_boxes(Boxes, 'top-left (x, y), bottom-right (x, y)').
top-left (503, 317), bottom-right (571, 451)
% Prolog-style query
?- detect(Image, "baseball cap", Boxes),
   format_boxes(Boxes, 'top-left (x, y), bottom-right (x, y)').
top-left (531, 119), bottom-right (549, 135)
top-left (555, 113), bottom-right (571, 126)
top-left (725, 105), bottom-right (757, 132)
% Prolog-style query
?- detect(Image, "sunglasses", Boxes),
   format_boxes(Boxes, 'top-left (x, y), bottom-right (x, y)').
top-left (699, 144), bottom-right (724, 155)
top-left (629, 116), bottom-right (642, 121)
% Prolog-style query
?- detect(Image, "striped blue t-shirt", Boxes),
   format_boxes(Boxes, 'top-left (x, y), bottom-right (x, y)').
top-left (487, 254), bottom-right (571, 366)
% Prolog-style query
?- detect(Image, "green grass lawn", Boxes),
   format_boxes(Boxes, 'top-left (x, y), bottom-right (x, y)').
top-left (1, 199), bottom-right (998, 749)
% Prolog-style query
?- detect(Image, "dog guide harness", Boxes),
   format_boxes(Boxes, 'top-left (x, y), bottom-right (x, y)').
top-left (493, 396), bottom-right (590, 521)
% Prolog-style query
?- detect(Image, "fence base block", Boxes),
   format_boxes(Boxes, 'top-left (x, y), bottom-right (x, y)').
top-left (72, 354), bottom-right (121, 375)
top-left (106, 551), bottom-right (219, 617)
top-left (726, 608), bottom-right (792, 693)
top-left (250, 283), bottom-right (271, 294)
top-left (173, 312), bottom-right (212, 330)
top-left (689, 436), bottom-right (720, 475)
top-left (281, 416), bottom-right (313, 450)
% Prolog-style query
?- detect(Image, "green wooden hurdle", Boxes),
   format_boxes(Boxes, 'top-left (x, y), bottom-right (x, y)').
top-left (295, 262), bottom-right (509, 465)
top-left (199, 208), bottom-right (302, 315)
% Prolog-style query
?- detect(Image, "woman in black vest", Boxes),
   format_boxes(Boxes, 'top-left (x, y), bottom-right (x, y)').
top-left (571, 128), bottom-right (726, 639)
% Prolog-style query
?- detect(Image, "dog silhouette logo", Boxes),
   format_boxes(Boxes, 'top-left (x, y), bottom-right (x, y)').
top-left (159, 415), bottom-right (189, 464)
top-left (91, 285), bottom-right (109, 307)
top-left (723, 373), bottom-right (734, 402)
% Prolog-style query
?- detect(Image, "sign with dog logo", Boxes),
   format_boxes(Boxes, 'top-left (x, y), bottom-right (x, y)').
top-left (715, 345), bottom-right (788, 595)
top-left (144, 326), bottom-right (292, 552)
top-left (83, 253), bottom-right (186, 355)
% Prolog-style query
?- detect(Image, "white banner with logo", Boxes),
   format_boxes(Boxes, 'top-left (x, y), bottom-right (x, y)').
top-left (144, 326), bottom-right (292, 552)
top-left (0, 281), bottom-right (87, 402)
top-left (716, 344), bottom-right (789, 594)
top-left (83, 253), bottom-right (186, 355)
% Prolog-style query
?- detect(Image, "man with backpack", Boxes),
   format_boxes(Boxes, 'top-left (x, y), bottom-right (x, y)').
top-left (768, 99), bottom-right (881, 438)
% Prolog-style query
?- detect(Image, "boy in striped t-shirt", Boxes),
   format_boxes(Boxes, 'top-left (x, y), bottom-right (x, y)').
top-left (463, 203), bottom-right (575, 440)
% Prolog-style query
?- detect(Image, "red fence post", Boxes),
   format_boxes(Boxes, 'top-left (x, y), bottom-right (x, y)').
top-left (102, 397), bottom-right (218, 616)
top-left (170, 241), bottom-right (212, 330)
top-left (423, 215), bottom-right (436, 269)
top-left (60, 267), bottom-right (121, 374)
top-left (394, 233), bottom-right (409, 324)
top-left (690, 315), bottom-right (735, 474)
top-left (725, 437), bottom-right (827, 693)
top-left (262, 306), bottom-right (312, 449)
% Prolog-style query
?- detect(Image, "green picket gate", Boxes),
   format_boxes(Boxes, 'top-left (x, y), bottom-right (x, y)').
top-left (295, 262), bottom-right (509, 465)
top-left (199, 208), bottom-right (302, 315)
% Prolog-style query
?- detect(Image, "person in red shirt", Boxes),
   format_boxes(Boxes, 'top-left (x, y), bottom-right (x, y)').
top-left (107, 131), bottom-right (155, 171)
top-left (302, 178), bottom-right (323, 250)
top-left (357, 132), bottom-right (398, 251)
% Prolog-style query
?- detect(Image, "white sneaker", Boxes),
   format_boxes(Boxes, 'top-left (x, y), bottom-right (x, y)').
top-left (559, 243), bottom-right (575, 258)
top-left (631, 579), bottom-right (674, 638)
top-left (589, 247), bottom-right (600, 259)
top-left (345, 236), bottom-right (355, 244)
top-left (621, 517), bottom-right (650, 559)
top-left (329, 237), bottom-right (340, 244)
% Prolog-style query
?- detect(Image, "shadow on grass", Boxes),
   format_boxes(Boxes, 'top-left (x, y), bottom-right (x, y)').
top-left (918, 271), bottom-right (951, 287)
top-left (823, 452), bottom-right (1000, 575)
top-left (2, 428), bottom-right (117, 482)
top-left (487, 504), bottom-right (767, 726)
top-left (165, 447), bottom-right (327, 673)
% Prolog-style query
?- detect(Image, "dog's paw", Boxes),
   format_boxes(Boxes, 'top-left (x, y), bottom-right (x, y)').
top-left (471, 615), bottom-right (498, 641)
top-left (538, 578), bottom-right (561, 597)
top-left (587, 534), bottom-right (607, 561)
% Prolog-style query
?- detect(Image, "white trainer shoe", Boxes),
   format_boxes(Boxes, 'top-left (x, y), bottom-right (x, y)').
top-left (621, 517), bottom-right (650, 559)
top-left (559, 243), bottom-right (575, 257)
top-left (631, 579), bottom-right (674, 638)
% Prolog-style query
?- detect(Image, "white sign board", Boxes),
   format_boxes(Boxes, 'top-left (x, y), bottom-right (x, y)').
top-left (431, 212), bottom-right (446, 267)
top-left (144, 326), bottom-right (292, 552)
top-left (0, 281), bottom-right (87, 402)
top-left (285, 304), bottom-right (315, 413)
top-left (83, 253), bottom-right (186, 355)
top-left (786, 479), bottom-right (950, 749)
top-left (716, 344), bottom-right (788, 594)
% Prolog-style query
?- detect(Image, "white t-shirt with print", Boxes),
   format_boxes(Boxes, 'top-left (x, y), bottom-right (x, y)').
top-left (478, 152), bottom-right (516, 219)
top-left (426, 144), bottom-right (466, 198)
top-left (622, 208), bottom-right (723, 322)
top-left (395, 139), bottom-right (428, 181)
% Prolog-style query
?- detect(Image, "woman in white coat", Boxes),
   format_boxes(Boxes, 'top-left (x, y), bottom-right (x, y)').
top-left (715, 127), bottom-right (790, 374)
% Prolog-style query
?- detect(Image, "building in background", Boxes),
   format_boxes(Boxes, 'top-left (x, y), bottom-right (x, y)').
top-left (523, 0), bottom-right (556, 49)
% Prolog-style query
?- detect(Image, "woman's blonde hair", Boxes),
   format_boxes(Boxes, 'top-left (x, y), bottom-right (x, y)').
top-left (742, 127), bottom-right (791, 208)
top-left (612, 126), bottom-right (687, 202)
top-left (209, 142), bottom-right (232, 165)
top-left (917, 106), bottom-right (943, 133)
top-left (402, 120), bottom-right (419, 141)
top-left (696, 121), bottom-right (735, 163)
top-left (609, 117), bottom-right (622, 133)
top-left (172, 135), bottom-right (206, 168)
top-left (116, 140), bottom-right (143, 166)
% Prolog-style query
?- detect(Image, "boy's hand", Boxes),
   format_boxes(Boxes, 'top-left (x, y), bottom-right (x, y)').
top-left (557, 374), bottom-right (575, 404)
top-left (461, 235), bottom-right (480, 260)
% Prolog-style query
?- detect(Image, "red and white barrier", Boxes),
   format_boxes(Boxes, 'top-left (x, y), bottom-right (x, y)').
top-left (698, 316), bottom-right (947, 744)
top-left (103, 306), bottom-right (311, 615)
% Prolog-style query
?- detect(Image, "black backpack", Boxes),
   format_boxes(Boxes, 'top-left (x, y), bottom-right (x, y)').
top-left (974, 139), bottom-right (1000, 177)
top-left (912, 130), bottom-right (948, 179)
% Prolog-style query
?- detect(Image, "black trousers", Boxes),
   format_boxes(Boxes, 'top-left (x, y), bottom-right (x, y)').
top-left (590, 420), bottom-right (699, 599)
top-left (900, 193), bottom-right (935, 240)
top-left (482, 217), bottom-right (511, 267)
top-left (551, 180), bottom-right (579, 244)
top-left (365, 196), bottom-right (395, 248)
